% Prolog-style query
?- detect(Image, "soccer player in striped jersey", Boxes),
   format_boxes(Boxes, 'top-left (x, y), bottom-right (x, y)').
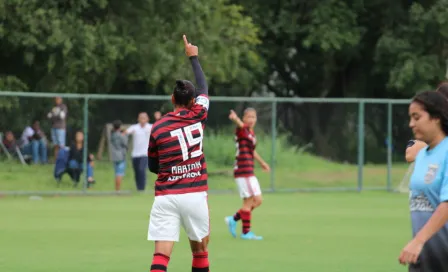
top-left (147, 35), bottom-right (210, 272)
top-left (224, 108), bottom-right (270, 240)
top-left (406, 83), bottom-right (448, 163)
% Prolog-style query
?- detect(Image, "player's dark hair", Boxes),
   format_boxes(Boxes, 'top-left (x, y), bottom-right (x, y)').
top-left (436, 81), bottom-right (448, 98)
top-left (412, 91), bottom-right (448, 135)
top-left (112, 120), bottom-right (122, 130)
top-left (173, 80), bottom-right (195, 107)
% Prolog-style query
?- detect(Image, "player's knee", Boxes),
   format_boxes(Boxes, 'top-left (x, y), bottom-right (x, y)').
top-left (154, 241), bottom-right (174, 257)
top-left (242, 196), bottom-right (254, 210)
top-left (191, 245), bottom-right (208, 254)
top-left (190, 238), bottom-right (209, 254)
top-left (253, 196), bottom-right (263, 208)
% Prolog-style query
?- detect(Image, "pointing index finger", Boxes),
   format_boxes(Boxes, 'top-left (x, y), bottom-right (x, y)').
top-left (183, 35), bottom-right (189, 47)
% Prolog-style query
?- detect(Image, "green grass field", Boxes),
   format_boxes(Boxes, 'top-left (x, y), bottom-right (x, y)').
top-left (0, 157), bottom-right (411, 192)
top-left (0, 133), bottom-right (411, 192)
top-left (1, 192), bottom-right (410, 272)
top-left (0, 135), bottom-right (414, 271)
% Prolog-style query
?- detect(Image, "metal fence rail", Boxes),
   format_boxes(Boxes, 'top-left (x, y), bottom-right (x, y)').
top-left (0, 91), bottom-right (413, 195)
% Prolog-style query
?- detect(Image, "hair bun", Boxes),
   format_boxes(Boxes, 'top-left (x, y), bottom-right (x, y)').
top-left (176, 80), bottom-right (185, 89)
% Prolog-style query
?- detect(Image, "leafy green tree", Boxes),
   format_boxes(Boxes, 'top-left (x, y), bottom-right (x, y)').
top-left (0, 0), bottom-right (261, 138)
top-left (234, 0), bottom-right (448, 161)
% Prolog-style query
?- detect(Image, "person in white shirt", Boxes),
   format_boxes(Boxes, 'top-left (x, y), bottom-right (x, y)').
top-left (21, 120), bottom-right (48, 164)
top-left (125, 112), bottom-right (152, 191)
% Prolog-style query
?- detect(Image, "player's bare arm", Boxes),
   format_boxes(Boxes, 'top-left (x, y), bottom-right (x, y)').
top-left (405, 140), bottom-right (427, 163)
top-left (254, 150), bottom-right (270, 172)
top-left (399, 202), bottom-right (448, 265)
top-left (123, 126), bottom-right (133, 135)
top-left (229, 110), bottom-right (245, 128)
top-left (184, 35), bottom-right (209, 97)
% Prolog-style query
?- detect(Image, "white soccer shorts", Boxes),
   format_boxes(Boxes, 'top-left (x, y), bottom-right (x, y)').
top-left (147, 191), bottom-right (210, 242)
top-left (235, 176), bottom-right (262, 198)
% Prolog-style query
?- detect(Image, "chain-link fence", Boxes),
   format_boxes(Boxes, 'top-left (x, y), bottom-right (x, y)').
top-left (0, 92), bottom-right (412, 195)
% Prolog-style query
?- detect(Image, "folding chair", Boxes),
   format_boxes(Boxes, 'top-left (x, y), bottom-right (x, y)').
top-left (15, 145), bottom-right (27, 165)
top-left (0, 133), bottom-right (31, 165)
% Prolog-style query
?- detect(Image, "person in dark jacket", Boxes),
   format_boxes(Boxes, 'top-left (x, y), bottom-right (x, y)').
top-left (68, 131), bottom-right (94, 185)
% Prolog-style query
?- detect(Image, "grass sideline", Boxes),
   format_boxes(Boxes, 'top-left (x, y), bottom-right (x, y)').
top-left (0, 134), bottom-right (411, 192)
top-left (0, 192), bottom-right (410, 272)
top-left (1, 134), bottom-right (412, 271)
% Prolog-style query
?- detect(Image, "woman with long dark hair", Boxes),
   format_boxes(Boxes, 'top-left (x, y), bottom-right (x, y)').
top-left (399, 91), bottom-right (448, 271)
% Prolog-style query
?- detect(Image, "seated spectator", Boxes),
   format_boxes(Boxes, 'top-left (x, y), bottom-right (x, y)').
top-left (21, 120), bottom-right (48, 164)
top-left (68, 131), bottom-right (95, 185)
top-left (111, 120), bottom-right (128, 191)
top-left (2, 131), bottom-right (17, 155)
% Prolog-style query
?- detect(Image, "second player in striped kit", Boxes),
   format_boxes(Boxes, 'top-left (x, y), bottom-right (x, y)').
top-left (225, 108), bottom-right (270, 240)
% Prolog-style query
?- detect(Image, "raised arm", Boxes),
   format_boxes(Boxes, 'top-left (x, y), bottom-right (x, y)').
top-left (190, 57), bottom-right (207, 96)
top-left (229, 110), bottom-right (244, 128)
top-left (183, 35), bottom-right (208, 97)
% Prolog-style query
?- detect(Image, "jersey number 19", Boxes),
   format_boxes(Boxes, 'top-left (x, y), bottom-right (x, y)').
top-left (170, 123), bottom-right (204, 161)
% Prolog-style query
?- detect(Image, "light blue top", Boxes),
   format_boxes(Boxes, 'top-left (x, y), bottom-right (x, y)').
top-left (409, 136), bottom-right (448, 270)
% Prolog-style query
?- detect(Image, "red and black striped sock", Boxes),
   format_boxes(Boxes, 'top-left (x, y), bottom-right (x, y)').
top-left (240, 210), bottom-right (251, 234)
top-left (150, 253), bottom-right (170, 272)
top-left (233, 210), bottom-right (242, 221)
top-left (192, 252), bottom-right (209, 272)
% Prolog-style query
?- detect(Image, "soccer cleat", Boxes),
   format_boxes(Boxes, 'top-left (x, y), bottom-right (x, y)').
top-left (225, 216), bottom-right (237, 238)
top-left (240, 231), bottom-right (263, 240)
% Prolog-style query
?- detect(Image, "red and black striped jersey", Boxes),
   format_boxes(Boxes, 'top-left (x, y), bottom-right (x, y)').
top-left (234, 125), bottom-right (256, 178)
top-left (148, 95), bottom-right (209, 196)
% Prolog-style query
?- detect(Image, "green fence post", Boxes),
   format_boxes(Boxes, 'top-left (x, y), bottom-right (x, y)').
top-left (357, 101), bottom-right (365, 192)
top-left (82, 96), bottom-right (89, 193)
top-left (387, 102), bottom-right (393, 191)
top-left (270, 101), bottom-right (277, 192)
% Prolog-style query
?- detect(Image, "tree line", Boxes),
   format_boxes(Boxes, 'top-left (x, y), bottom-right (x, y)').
top-left (1, 0), bottom-right (447, 162)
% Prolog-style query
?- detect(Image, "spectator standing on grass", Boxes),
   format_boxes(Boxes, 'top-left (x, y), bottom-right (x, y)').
top-left (124, 112), bottom-right (152, 191)
top-left (21, 120), bottom-right (48, 164)
top-left (154, 111), bottom-right (162, 122)
top-left (47, 97), bottom-right (68, 160)
top-left (398, 91), bottom-right (448, 271)
top-left (110, 120), bottom-right (128, 191)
